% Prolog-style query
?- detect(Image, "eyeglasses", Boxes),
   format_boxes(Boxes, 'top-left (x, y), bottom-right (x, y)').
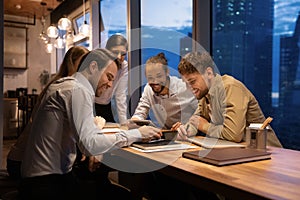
top-left (111, 50), bottom-right (127, 57)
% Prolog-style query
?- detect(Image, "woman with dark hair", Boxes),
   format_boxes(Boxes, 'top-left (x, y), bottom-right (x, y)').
top-left (95, 34), bottom-right (129, 124)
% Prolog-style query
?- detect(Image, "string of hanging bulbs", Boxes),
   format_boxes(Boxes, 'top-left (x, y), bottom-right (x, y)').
top-left (39, 0), bottom-right (90, 53)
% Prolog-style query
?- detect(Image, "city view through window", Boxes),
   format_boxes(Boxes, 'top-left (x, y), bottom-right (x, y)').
top-left (212, 0), bottom-right (300, 150)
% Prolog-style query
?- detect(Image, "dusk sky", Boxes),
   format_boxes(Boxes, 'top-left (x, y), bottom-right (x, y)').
top-left (101, 0), bottom-right (300, 35)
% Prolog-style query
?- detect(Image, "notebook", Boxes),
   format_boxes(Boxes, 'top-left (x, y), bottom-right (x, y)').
top-left (182, 147), bottom-right (271, 166)
top-left (187, 137), bottom-right (246, 149)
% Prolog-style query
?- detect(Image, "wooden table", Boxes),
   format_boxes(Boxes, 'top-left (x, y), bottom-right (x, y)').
top-left (111, 140), bottom-right (300, 200)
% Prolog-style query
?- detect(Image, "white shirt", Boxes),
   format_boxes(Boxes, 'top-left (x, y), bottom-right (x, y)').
top-left (21, 73), bottom-right (141, 178)
top-left (94, 61), bottom-right (128, 124)
top-left (132, 76), bottom-right (198, 129)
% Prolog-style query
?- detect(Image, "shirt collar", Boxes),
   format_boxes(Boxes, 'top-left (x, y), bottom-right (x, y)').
top-left (73, 72), bottom-right (95, 95)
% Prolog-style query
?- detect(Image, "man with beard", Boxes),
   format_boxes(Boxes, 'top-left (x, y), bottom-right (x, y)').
top-left (131, 52), bottom-right (198, 129)
top-left (173, 51), bottom-right (282, 147)
top-left (19, 48), bottom-right (162, 199)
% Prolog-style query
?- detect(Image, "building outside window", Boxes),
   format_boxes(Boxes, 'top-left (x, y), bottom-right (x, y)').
top-left (212, 0), bottom-right (300, 150)
top-left (141, 0), bottom-right (193, 84)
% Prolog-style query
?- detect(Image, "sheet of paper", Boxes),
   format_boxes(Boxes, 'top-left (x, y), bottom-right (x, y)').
top-left (100, 128), bottom-right (121, 134)
top-left (129, 143), bottom-right (197, 153)
top-left (188, 137), bottom-right (246, 149)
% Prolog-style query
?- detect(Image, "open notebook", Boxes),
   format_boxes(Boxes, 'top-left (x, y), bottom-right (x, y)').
top-left (187, 137), bottom-right (246, 149)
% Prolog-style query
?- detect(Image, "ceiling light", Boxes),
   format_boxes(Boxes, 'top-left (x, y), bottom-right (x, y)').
top-left (39, 16), bottom-right (48, 42)
top-left (54, 36), bottom-right (65, 49)
top-left (45, 43), bottom-right (54, 53)
top-left (47, 24), bottom-right (58, 38)
top-left (79, 23), bottom-right (89, 36)
top-left (79, 0), bottom-right (89, 37)
top-left (58, 16), bottom-right (72, 30)
top-left (15, 4), bottom-right (22, 9)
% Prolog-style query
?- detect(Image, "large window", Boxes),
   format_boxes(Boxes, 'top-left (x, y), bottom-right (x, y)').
top-left (96, 0), bottom-right (300, 150)
top-left (100, 0), bottom-right (127, 47)
top-left (212, 0), bottom-right (300, 150)
top-left (141, 0), bottom-right (193, 84)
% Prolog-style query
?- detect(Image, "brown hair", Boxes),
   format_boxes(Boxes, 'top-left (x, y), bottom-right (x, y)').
top-left (77, 48), bottom-right (121, 72)
top-left (59, 46), bottom-right (89, 76)
top-left (145, 52), bottom-right (168, 72)
top-left (105, 34), bottom-right (128, 51)
top-left (178, 51), bottom-right (216, 75)
top-left (38, 46), bottom-right (89, 102)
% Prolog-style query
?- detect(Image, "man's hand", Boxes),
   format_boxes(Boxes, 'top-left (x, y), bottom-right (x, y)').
top-left (94, 116), bottom-right (106, 129)
top-left (176, 125), bottom-right (189, 141)
top-left (171, 122), bottom-right (182, 131)
top-left (88, 156), bottom-right (102, 172)
top-left (189, 115), bottom-right (209, 133)
top-left (138, 126), bottom-right (162, 142)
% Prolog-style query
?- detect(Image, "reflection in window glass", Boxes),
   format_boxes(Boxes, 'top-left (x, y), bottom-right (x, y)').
top-left (212, 0), bottom-right (300, 150)
top-left (100, 0), bottom-right (127, 47)
top-left (141, 0), bottom-right (193, 84)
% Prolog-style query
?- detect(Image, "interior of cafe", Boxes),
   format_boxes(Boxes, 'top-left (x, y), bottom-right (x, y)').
top-left (1, 0), bottom-right (300, 199)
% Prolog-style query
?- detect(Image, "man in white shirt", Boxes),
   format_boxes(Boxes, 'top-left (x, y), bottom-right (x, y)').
top-left (131, 52), bottom-right (198, 129)
top-left (20, 48), bottom-right (161, 199)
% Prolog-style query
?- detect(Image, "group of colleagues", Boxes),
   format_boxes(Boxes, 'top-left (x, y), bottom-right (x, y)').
top-left (6, 33), bottom-right (282, 199)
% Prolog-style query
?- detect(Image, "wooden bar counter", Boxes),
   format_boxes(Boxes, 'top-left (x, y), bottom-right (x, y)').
top-left (112, 140), bottom-right (300, 200)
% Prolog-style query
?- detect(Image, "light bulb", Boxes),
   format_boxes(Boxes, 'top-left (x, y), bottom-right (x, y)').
top-left (45, 43), bottom-right (54, 53)
top-left (47, 25), bottom-right (58, 38)
top-left (63, 31), bottom-right (74, 45)
top-left (39, 31), bottom-right (48, 42)
top-left (79, 23), bottom-right (90, 37)
top-left (54, 36), bottom-right (65, 49)
top-left (58, 17), bottom-right (72, 30)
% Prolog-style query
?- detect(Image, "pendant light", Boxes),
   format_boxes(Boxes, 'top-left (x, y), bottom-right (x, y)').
top-left (47, 24), bottom-right (59, 38)
top-left (54, 36), bottom-right (65, 49)
top-left (39, 2), bottom-right (48, 42)
top-left (45, 42), bottom-right (54, 53)
top-left (39, 16), bottom-right (48, 42)
top-left (78, 0), bottom-right (89, 36)
top-left (58, 16), bottom-right (72, 31)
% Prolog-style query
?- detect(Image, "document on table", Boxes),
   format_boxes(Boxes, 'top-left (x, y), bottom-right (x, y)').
top-left (130, 141), bottom-right (196, 153)
top-left (99, 128), bottom-right (121, 134)
top-left (187, 137), bottom-right (246, 149)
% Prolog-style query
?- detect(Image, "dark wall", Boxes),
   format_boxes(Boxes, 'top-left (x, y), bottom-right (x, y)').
top-left (50, 0), bottom-right (84, 24)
